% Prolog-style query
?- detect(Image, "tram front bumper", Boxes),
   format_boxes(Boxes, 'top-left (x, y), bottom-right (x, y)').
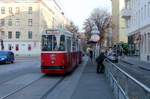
top-left (41, 66), bottom-right (68, 73)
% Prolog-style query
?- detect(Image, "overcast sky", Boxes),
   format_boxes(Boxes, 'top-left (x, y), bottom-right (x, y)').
top-left (56, 0), bottom-right (112, 31)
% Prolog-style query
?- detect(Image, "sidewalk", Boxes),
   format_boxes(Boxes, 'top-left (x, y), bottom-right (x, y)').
top-left (120, 56), bottom-right (150, 71)
top-left (71, 59), bottom-right (114, 99)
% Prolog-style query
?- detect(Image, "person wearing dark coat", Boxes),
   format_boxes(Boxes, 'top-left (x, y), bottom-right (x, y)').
top-left (89, 50), bottom-right (93, 62)
top-left (96, 52), bottom-right (106, 73)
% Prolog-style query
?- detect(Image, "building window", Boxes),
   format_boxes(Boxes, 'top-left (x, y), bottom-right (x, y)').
top-left (28, 31), bottom-right (32, 39)
top-left (9, 7), bottom-right (12, 14)
top-left (15, 44), bottom-right (19, 51)
top-left (28, 44), bottom-right (32, 51)
top-left (1, 31), bottom-right (5, 37)
top-left (8, 31), bottom-right (12, 39)
top-left (28, 7), bottom-right (32, 14)
top-left (28, 19), bottom-right (32, 26)
top-left (1, 19), bottom-right (5, 26)
top-left (1, 7), bottom-right (5, 14)
top-left (8, 19), bottom-right (13, 26)
top-left (16, 31), bottom-right (20, 39)
top-left (8, 44), bottom-right (12, 50)
top-left (15, 19), bottom-right (20, 26)
top-left (16, 7), bottom-right (20, 14)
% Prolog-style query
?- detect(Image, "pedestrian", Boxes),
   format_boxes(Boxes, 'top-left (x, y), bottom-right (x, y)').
top-left (96, 50), bottom-right (106, 73)
top-left (89, 49), bottom-right (93, 62)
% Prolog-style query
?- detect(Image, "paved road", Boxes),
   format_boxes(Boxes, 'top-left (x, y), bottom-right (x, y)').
top-left (0, 56), bottom-right (114, 99)
top-left (0, 57), bottom-right (41, 85)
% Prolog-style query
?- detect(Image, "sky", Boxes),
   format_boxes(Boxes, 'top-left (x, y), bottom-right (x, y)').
top-left (56, 0), bottom-right (112, 31)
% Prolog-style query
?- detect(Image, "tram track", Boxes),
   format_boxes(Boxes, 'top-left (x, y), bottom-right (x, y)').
top-left (40, 77), bottom-right (66, 99)
top-left (115, 61), bottom-right (150, 88)
top-left (0, 73), bottom-right (66, 99)
top-left (0, 74), bottom-right (44, 99)
top-left (0, 57), bottom-right (88, 99)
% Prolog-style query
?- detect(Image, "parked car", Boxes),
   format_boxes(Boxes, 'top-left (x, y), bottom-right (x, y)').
top-left (0, 50), bottom-right (15, 64)
top-left (107, 53), bottom-right (118, 63)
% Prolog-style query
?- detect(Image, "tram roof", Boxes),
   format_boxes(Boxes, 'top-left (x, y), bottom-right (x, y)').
top-left (42, 28), bottom-right (73, 36)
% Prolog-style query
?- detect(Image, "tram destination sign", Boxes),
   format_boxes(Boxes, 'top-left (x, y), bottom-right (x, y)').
top-left (46, 30), bottom-right (60, 34)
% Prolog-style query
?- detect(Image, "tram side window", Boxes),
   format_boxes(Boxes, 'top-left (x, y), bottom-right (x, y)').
top-left (42, 35), bottom-right (65, 51)
top-left (59, 35), bottom-right (65, 51)
top-left (72, 41), bottom-right (76, 52)
top-left (42, 35), bottom-right (52, 51)
top-left (53, 35), bottom-right (65, 51)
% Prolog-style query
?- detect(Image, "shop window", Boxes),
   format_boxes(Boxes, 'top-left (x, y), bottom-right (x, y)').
top-left (8, 44), bottom-right (12, 50)
top-left (28, 44), bottom-right (31, 51)
top-left (15, 44), bottom-right (19, 51)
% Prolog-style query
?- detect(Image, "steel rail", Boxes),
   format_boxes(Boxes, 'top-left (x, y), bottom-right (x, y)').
top-left (107, 59), bottom-right (150, 93)
top-left (40, 77), bottom-right (66, 99)
top-left (0, 75), bottom-right (44, 99)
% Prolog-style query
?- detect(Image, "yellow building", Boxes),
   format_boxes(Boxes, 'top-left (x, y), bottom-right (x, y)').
top-left (0, 0), bottom-right (68, 56)
top-left (111, 0), bottom-right (127, 44)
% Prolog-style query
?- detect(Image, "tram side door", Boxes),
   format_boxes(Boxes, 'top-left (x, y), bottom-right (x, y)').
top-left (66, 37), bottom-right (72, 67)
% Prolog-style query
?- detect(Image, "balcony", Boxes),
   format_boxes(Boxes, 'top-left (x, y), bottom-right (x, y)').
top-left (121, 8), bottom-right (131, 19)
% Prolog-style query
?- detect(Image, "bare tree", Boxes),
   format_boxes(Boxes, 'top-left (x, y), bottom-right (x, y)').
top-left (65, 21), bottom-right (79, 34)
top-left (83, 8), bottom-right (111, 41)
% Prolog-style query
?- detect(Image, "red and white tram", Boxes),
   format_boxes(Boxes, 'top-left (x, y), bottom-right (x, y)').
top-left (41, 28), bottom-right (82, 74)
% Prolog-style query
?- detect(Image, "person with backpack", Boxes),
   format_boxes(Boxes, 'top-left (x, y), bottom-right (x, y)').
top-left (96, 50), bottom-right (106, 73)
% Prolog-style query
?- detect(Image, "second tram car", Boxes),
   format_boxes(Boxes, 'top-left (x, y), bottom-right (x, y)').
top-left (41, 28), bottom-right (82, 74)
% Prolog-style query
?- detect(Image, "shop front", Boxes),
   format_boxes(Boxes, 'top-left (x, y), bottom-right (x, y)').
top-left (128, 33), bottom-right (141, 56)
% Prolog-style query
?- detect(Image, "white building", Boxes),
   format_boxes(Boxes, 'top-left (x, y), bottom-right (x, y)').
top-left (122, 0), bottom-right (150, 61)
top-left (0, 0), bottom-right (68, 56)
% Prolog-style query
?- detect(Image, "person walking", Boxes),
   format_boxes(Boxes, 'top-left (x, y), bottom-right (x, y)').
top-left (96, 50), bottom-right (106, 73)
top-left (89, 49), bottom-right (93, 62)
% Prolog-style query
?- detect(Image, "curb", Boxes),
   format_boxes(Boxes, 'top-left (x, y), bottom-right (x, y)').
top-left (120, 59), bottom-right (134, 65)
top-left (138, 66), bottom-right (150, 71)
top-left (120, 59), bottom-right (150, 71)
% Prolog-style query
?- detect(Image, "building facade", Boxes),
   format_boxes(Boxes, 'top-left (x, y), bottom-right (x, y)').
top-left (111, 0), bottom-right (127, 44)
top-left (0, 0), bottom-right (68, 56)
top-left (122, 0), bottom-right (150, 61)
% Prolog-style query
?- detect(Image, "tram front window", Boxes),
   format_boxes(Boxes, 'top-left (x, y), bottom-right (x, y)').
top-left (42, 35), bottom-right (65, 51)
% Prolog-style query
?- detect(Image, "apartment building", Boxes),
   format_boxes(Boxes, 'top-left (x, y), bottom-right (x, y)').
top-left (0, 0), bottom-right (68, 56)
top-left (122, 0), bottom-right (150, 61)
top-left (111, 0), bottom-right (127, 44)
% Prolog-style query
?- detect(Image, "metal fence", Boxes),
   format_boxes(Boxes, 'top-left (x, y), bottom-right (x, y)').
top-left (104, 59), bottom-right (150, 99)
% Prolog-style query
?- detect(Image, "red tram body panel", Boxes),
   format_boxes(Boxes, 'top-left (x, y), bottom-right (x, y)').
top-left (41, 28), bottom-right (82, 74)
